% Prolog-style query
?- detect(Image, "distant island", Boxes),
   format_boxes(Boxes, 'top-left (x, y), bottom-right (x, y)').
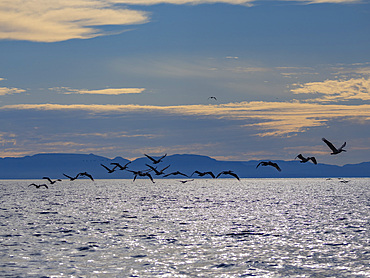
top-left (0, 153), bottom-right (369, 179)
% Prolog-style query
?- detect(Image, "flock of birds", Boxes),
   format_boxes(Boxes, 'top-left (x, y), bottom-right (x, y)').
top-left (28, 137), bottom-right (347, 189)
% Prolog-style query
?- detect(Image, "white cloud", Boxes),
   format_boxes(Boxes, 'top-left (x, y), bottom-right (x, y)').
top-left (0, 87), bottom-right (26, 96)
top-left (50, 87), bottom-right (145, 95)
top-left (291, 77), bottom-right (370, 102)
top-left (0, 0), bottom-right (149, 42)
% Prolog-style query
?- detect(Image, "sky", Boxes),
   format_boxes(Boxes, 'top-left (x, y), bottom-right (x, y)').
top-left (0, 0), bottom-right (370, 165)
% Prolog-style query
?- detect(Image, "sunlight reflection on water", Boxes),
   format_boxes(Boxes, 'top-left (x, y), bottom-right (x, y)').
top-left (1, 178), bottom-right (369, 277)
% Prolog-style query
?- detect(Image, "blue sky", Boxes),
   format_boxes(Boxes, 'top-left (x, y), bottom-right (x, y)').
top-left (1, 0), bottom-right (369, 165)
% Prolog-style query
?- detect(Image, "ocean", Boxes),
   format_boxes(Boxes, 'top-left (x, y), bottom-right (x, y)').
top-left (1, 178), bottom-right (369, 277)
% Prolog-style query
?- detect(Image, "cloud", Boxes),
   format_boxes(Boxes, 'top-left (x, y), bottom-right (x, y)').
top-left (291, 77), bottom-right (370, 102)
top-left (2, 101), bottom-right (370, 137)
top-left (50, 87), bottom-right (145, 95)
top-left (1, 0), bottom-right (363, 42)
top-left (0, 0), bottom-right (149, 42)
top-left (0, 87), bottom-right (26, 96)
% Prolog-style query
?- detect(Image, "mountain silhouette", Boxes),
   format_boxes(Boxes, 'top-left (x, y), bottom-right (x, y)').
top-left (0, 153), bottom-right (369, 179)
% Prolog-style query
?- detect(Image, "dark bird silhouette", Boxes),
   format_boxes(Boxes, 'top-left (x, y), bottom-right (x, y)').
top-left (191, 170), bottom-right (215, 178)
top-left (208, 96), bottom-right (217, 100)
top-left (127, 170), bottom-right (155, 183)
top-left (110, 161), bottom-right (131, 171)
top-left (145, 164), bottom-right (170, 176)
top-left (178, 179), bottom-right (194, 184)
top-left (163, 171), bottom-right (188, 178)
top-left (101, 163), bottom-right (117, 173)
top-left (42, 177), bottom-right (62, 184)
top-left (295, 154), bottom-right (317, 165)
top-left (144, 153), bottom-right (167, 164)
top-left (256, 161), bottom-right (281, 172)
top-left (29, 183), bottom-right (48, 189)
top-left (322, 138), bottom-right (346, 155)
top-left (216, 170), bottom-right (240, 180)
top-left (63, 173), bottom-right (80, 181)
top-left (78, 172), bottom-right (94, 181)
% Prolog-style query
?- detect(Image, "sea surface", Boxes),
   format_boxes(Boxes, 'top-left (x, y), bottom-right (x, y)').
top-left (0, 178), bottom-right (369, 277)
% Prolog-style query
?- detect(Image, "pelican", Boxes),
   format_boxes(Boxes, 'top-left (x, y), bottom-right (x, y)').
top-left (42, 177), bottom-right (62, 184)
top-left (110, 161), bottom-right (131, 170)
top-left (295, 154), bottom-right (317, 165)
top-left (191, 170), bottom-right (215, 178)
top-left (78, 172), bottom-right (94, 181)
top-left (101, 163), bottom-right (117, 173)
top-left (256, 161), bottom-right (281, 172)
top-left (208, 96), bottom-right (217, 100)
top-left (63, 173), bottom-right (80, 181)
top-left (163, 171), bottom-right (188, 178)
top-left (216, 170), bottom-right (240, 181)
top-left (29, 183), bottom-right (48, 189)
top-left (127, 170), bottom-right (155, 183)
top-left (144, 153), bottom-right (167, 164)
top-left (178, 179), bottom-right (194, 184)
top-left (322, 138), bottom-right (346, 155)
top-left (145, 164), bottom-right (170, 175)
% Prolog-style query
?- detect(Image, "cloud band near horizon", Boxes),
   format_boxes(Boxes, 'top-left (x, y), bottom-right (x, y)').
top-left (2, 101), bottom-right (370, 137)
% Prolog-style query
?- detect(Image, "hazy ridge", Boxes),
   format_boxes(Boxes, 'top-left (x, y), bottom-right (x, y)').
top-left (0, 153), bottom-right (369, 179)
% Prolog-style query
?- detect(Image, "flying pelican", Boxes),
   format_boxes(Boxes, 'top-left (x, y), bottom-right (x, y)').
top-left (322, 138), bottom-right (346, 155)
top-left (145, 164), bottom-right (170, 176)
top-left (191, 170), bottom-right (215, 178)
top-left (216, 170), bottom-right (240, 181)
top-left (63, 173), bottom-right (80, 181)
top-left (256, 161), bottom-right (281, 172)
top-left (110, 161), bottom-right (131, 171)
top-left (163, 171), bottom-right (188, 178)
top-left (101, 163), bottom-right (117, 173)
top-left (295, 154), bottom-right (317, 165)
top-left (127, 170), bottom-right (155, 183)
top-left (178, 179), bottom-right (194, 184)
top-left (42, 177), bottom-right (62, 184)
top-left (29, 183), bottom-right (48, 189)
top-left (208, 96), bottom-right (217, 100)
top-left (144, 153), bottom-right (167, 164)
top-left (78, 172), bottom-right (94, 181)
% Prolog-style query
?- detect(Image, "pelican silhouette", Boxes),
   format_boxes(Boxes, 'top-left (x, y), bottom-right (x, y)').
top-left (101, 164), bottom-right (117, 173)
top-left (42, 177), bottom-right (62, 184)
top-left (110, 161), bottom-right (131, 170)
top-left (63, 173), bottom-right (80, 181)
top-left (29, 183), bottom-right (48, 189)
top-left (144, 153), bottom-right (167, 164)
top-left (78, 172), bottom-right (94, 181)
top-left (216, 170), bottom-right (240, 181)
top-left (208, 96), bottom-right (217, 100)
top-left (256, 161), bottom-right (281, 172)
top-left (191, 171), bottom-right (215, 178)
top-left (163, 171), bottom-right (188, 178)
top-left (178, 179), bottom-right (194, 184)
top-left (322, 138), bottom-right (346, 155)
top-left (145, 164), bottom-right (170, 176)
top-left (127, 170), bottom-right (155, 183)
top-left (295, 154), bottom-right (317, 165)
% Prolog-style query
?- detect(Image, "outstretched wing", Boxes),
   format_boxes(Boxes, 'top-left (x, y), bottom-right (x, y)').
top-left (339, 141), bottom-right (346, 151)
top-left (256, 162), bottom-right (263, 169)
top-left (322, 138), bottom-right (337, 152)
top-left (228, 172), bottom-right (240, 181)
top-left (295, 154), bottom-right (304, 160)
top-left (216, 171), bottom-right (225, 178)
top-left (309, 157), bottom-right (318, 165)
top-left (144, 154), bottom-right (156, 163)
top-left (63, 173), bottom-right (72, 179)
top-left (272, 163), bottom-right (282, 172)
top-left (42, 177), bottom-right (52, 183)
top-left (206, 171), bottom-right (216, 178)
top-left (101, 164), bottom-right (111, 172)
top-left (158, 153), bottom-right (167, 161)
